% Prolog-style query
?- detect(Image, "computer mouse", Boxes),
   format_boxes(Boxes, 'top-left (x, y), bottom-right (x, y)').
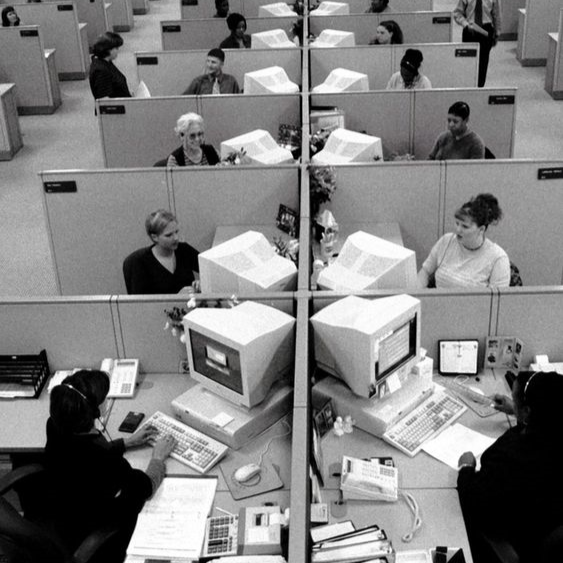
top-left (233, 463), bottom-right (262, 484)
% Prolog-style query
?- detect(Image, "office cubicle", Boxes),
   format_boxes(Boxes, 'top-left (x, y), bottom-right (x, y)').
top-left (161, 16), bottom-right (299, 51)
top-left (545, 10), bottom-right (563, 99)
top-left (40, 166), bottom-right (301, 295)
top-left (135, 48), bottom-right (302, 96)
top-left (498, 0), bottom-right (526, 40)
top-left (310, 87), bottom-right (517, 159)
top-left (73, 0), bottom-right (113, 46)
top-left (310, 43), bottom-right (479, 90)
top-left (309, 11), bottom-right (453, 45)
top-left (0, 26), bottom-right (61, 114)
top-left (0, 84), bottom-right (23, 160)
top-left (14, 2), bottom-right (89, 80)
top-left (96, 94), bottom-right (301, 168)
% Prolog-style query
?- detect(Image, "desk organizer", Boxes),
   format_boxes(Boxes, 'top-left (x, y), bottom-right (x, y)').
top-left (0, 349), bottom-right (50, 398)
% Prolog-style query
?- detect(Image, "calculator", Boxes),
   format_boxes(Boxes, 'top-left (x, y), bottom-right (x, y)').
top-left (201, 514), bottom-right (239, 558)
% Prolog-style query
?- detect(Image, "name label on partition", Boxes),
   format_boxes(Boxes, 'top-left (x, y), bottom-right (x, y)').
top-left (99, 105), bottom-right (126, 115)
top-left (44, 181), bottom-right (77, 193)
top-left (182, 0), bottom-right (198, 5)
top-left (488, 95), bottom-right (515, 105)
top-left (20, 29), bottom-right (39, 37)
top-left (137, 56), bottom-right (158, 65)
top-left (57, 4), bottom-right (74, 10)
top-left (455, 48), bottom-right (477, 57)
top-left (433, 16), bottom-right (451, 24)
top-left (162, 25), bottom-right (181, 32)
top-left (538, 168), bottom-right (563, 180)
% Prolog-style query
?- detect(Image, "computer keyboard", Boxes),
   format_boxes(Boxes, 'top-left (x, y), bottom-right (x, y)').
top-left (144, 411), bottom-right (229, 474)
top-left (437, 377), bottom-right (499, 418)
top-left (202, 514), bottom-right (239, 558)
top-left (383, 390), bottom-right (467, 457)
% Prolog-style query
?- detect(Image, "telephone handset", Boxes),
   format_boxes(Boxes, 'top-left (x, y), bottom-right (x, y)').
top-left (100, 358), bottom-right (139, 398)
top-left (340, 456), bottom-right (399, 502)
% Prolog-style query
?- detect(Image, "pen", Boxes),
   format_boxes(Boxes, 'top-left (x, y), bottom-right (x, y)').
top-left (215, 506), bottom-right (235, 516)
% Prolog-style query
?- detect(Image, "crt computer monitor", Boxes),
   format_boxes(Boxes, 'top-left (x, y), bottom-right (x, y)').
top-left (183, 301), bottom-right (296, 408)
top-left (311, 68), bottom-right (368, 94)
top-left (317, 231), bottom-right (417, 291)
top-left (311, 294), bottom-right (421, 399)
top-left (311, 128), bottom-right (382, 164)
top-left (220, 130), bottom-right (295, 165)
top-left (311, 29), bottom-right (356, 48)
top-left (244, 66), bottom-right (300, 95)
top-left (311, 1), bottom-right (350, 15)
top-left (258, 2), bottom-right (295, 16)
top-left (251, 28), bottom-right (297, 49)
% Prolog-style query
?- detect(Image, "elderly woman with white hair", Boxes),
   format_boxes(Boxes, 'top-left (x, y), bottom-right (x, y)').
top-left (166, 112), bottom-right (220, 167)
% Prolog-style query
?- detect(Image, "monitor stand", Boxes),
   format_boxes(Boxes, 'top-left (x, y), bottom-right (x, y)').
top-left (171, 380), bottom-right (293, 450)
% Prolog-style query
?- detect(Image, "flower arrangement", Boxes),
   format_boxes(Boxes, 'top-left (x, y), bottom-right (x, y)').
top-left (309, 165), bottom-right (337, 218)
top-left (272, 236), bottom-right (299, 265)
top-left (387, 152), bottom-right (415, 162)
top-left (221, 148), bottom-right (252, 166)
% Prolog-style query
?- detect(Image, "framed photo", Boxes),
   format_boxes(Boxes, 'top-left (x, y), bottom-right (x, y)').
top-left (276, 204), bottom-right (298, 236)
top-left (438, 339), bottom-right (479, 376)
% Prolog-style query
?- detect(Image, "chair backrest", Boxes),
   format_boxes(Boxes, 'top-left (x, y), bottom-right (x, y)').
top-left (509, 261), bottom-right (523, 286)
top-left (122, 252), bottom-right (136, 294)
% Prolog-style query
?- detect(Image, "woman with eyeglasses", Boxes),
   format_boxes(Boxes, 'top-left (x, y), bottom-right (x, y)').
top-left (457, 370), bottom-right (563, 562)
top-left (45, 370), bottom-right (175, 562)
top-left (166, 113), bottom-right (219, 167)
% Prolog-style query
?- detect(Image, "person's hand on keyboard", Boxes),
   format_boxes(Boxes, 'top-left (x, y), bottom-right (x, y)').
top-left (152, 434), bottom-right (176, 461)
top-left (124, 424), bottom-right (159, 449)
top-left (491, 393), bottom-right (515, 415)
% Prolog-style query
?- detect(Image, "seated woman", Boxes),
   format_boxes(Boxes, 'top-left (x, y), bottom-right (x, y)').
top-left (369, 20), bottom-right (403, 44)
top-left (428, 101), bottom-right (485, 160)
top-left (166, 113), bottom-right (219, 167)
top-left (89, 32), bottom-right (131, 100)
top-left (386, 48), bottom-right (431, 90)
top-left (123, 209), bottom-right (200, 295)
top-left (418, 193), bottom-right (510, 288)
top-left (1, 6), bottom-right (20, 26)
top-left (457, 370), bottom-right (563, 563)
top-left (219, 13), bottom-right (251, 49)
top-left (45, 370), bottom-right (175, 561)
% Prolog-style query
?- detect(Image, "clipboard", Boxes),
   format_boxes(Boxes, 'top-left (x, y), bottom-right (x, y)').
top-left (438, 340), bottom-right (479, 376)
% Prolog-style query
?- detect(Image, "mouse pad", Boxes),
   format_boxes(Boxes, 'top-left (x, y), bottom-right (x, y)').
top-left (220, 452), bottom-right (284, 500)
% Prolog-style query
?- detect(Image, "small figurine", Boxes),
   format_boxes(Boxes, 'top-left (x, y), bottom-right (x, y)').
top-left (342, 415), bottom-right (355, 434)
top-left (333, 416), bottom-right (345, 437)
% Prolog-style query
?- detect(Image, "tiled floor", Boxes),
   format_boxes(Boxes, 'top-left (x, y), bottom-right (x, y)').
top-left (1, 0), bottom-right (562, 296)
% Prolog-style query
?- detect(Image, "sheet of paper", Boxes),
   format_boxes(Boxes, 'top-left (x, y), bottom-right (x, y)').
top-left (422, 423), bottom-right (495, 470)
top-left (127, 476), bottom-right (217, 560)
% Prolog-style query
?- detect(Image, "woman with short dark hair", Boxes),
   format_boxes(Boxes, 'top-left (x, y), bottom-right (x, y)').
top-left (1, 6), bottom-right (20, 27)
top-left (89, 32), bottom-right (131, 100)
top-left (219, 12), bottom-right (251, 48)
top-left (45, 370), bottom-right (174, 561)
top-left (386, 48), bottom-right (431, 89)
top-left (458, 370), bottom-right (563, 562)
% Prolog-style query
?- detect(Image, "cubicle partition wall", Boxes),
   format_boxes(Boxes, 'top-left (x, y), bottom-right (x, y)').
top-left (14, 2), bottom-right (90, 80)
top-left (41, 166), bottom-right (300, 295)
top-left (498, 0), bottom-right (526, 40)
top-left (161, 16), bottom-right (299, 50)
top-left (545, 9), bottom-right (563, 99)
top-left (0, 84), bottom-right (23, 160)
top-left (73, 0), bottom-right (112, 46)
top-left (136, 48), bottom-right (302, 96)
top-left (308, 11), bottom-right (453, 45)
top-left (516, 0), bottom-right (563, 66)
top-left (0, 26), bottom-right (61, 114)
top-left (310, 43), bottom-right (479, 91)
top-left (97, 94), bottom-right (301, 168)
top-left (310, 87), bottom-right (516, 159)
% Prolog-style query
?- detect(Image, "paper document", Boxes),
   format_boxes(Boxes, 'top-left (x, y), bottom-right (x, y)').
top-left (127, 476), bottom-right (217, 560)
top-left (422, 423), bottom-right (495, 470)
top-left (471, 22), bottom-right (489, 37)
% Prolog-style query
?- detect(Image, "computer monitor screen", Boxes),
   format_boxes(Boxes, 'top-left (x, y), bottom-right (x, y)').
top-left (251, 28), bottom-right (297, 49)
top-left (244, 66), bottom-right (300, 95)
top-left (311, 68), bottom-right (368, 93)
top-left (311, 294), bottom-right (421, 399)
top-left (258, 2), bottom-right (295, 16)
top-left (311, 129), bottom-right (382, 164)
top-left (311, 29), bottom-right (356, 48)
top-left (317, 231), bottom-right (417, 290)
top-left (184, 301), bottom-right (296, 408)
top-left (220, 129), bottom-right (295, 165)
top-left (311, 1), bottom-right (350, 15)
top-left (198, 230), bottom-right (298, 293)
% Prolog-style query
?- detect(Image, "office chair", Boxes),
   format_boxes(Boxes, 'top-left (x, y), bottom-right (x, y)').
top-left (153, 157), bottom-right (168, 167)
top-left (509, 261), bottom-right (523, 286)
top-left (0, 463), bottom-right (120, 563)
top-left (122, 252), bottom-right (136, 294)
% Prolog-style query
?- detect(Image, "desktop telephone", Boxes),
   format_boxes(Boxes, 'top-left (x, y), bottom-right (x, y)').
top-left (340, 456), bottom-right (399, 502)
top-left (100, 358), bottom-right (139, 398)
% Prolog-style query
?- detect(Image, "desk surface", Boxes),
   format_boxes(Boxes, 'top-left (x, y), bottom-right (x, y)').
top-left (318, 371), bottom-right (512, 489)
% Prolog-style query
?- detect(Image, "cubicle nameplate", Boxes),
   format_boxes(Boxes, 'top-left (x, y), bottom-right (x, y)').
top-left (99, 105), bottom-right (126, 115)
top-left (137, 57), bottom-right (159, 65)
top-left (181, 0), bottom-right (198, 5)
top-left (20, 29), bottom-right (39, 37)
top-left (432, 16), bottom-right (451, 24)
top-left (162, 25), bottom-right (181, 32)
top-left (57, 4), bottom-right (74, 10)
top-left (488, 95), bottom-right (515, 105)
top-left (43, 181), bottom-right (77, 193)
top-left (537, 168), bottom-right (563, 180)
top-left (455, 49), bottom-right (477, 57)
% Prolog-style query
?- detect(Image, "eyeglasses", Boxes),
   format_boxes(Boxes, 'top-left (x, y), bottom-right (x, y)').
top-left (183, 131), bottom-right (204, 139)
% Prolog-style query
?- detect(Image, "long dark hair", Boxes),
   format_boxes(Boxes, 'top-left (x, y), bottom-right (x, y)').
top-left (2, 6), bottom-right (20, 27)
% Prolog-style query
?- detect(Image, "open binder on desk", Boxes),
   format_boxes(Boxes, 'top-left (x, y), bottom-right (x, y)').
top-left (0, 349), bottom-right (50, 398)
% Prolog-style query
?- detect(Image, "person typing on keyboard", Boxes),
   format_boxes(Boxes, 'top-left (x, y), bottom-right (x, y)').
top-left (457, 370), bottom-right (563, 563)
top-left (45, 370), bottom-right (176, 563)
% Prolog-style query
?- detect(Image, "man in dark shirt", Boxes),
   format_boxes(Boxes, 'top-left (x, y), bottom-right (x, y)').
top-left (183, 48), bottom-right (240, 95)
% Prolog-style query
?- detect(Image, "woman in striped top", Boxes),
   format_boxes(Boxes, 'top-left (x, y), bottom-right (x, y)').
top-left (166, 113), bottom-right (220, 167)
